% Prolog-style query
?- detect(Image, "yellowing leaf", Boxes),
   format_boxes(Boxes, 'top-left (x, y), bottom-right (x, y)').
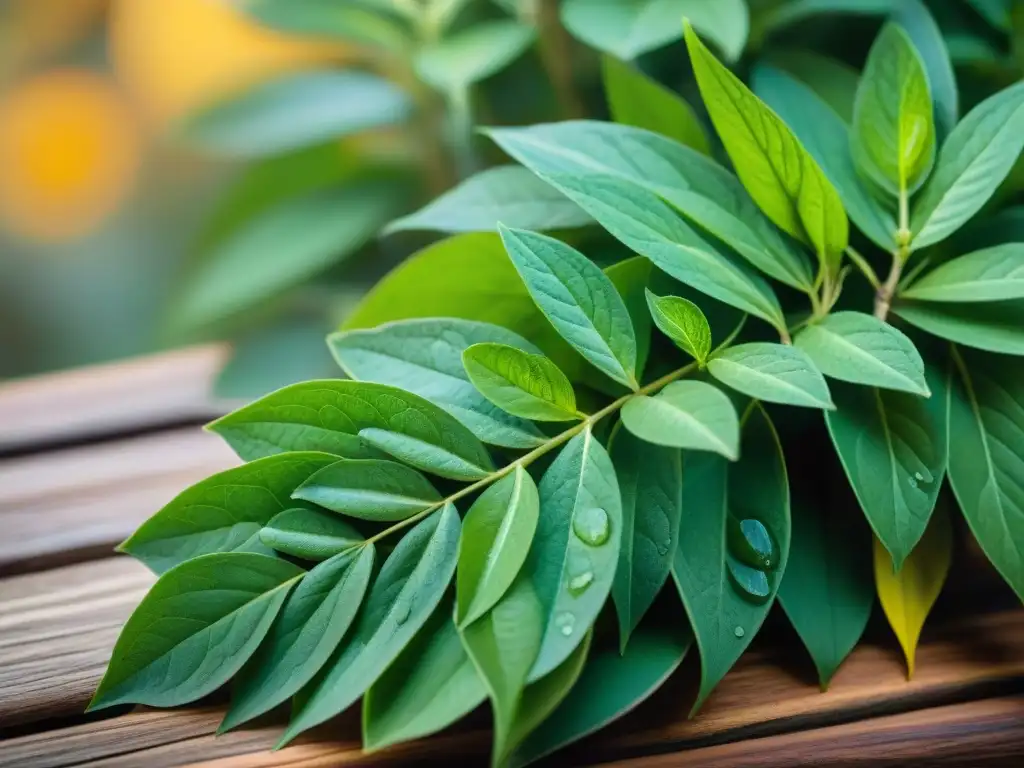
top-left (873, 506), bottom-right (952, 678)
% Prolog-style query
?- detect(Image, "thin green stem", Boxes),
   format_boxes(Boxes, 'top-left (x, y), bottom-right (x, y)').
top-left (845, 245), bottom-right (880, 290)
top-left (363, 361), bottom-right (699, 545)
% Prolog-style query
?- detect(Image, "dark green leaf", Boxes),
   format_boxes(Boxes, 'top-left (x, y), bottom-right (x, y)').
top-left (119, 452), bottom-right (337, 573)
top-left (292, 459), bottom-right (441, 521)
top-left (610, 429), bottom-right (682, 650)
top-left (280, 504), bottom-right (461, 746)
top-left (363, 596), bottom-right (487, 751)
top-left (794, 312), bottom-right (929, 395)
top-left (463, 344), bottom-right (580, 422)
top-left (329, 318), bottom-right (546, 449)
top-left (384, 167), bottom-right (591, 235)
top-left (606, 257), bottom-right (654, 379)
top-left (526, 428), bottom-right (622, 682)
top-left (900, 244), bottom-right (1024, 303)
top-left (259, 507), bottom-right (363, 561)
top-left (89, 553), bottom-right (303, 711)
top-left (237, 0), bottom-right (409, 50)
top-left (765, 49), bottom-right (859, 123)
top-left (457, 466), bottom-right (540, 628)
top-left (621, 381), bottom-right (739, 460)
top-left (707, 343), bottom-right (835, 409)
top-left (645, 290), bottom-right (712, 363)
top-left (672, 404), bottom-right (790, 713)
top-left (894, 299), bottom-right (1024, 356)
top-left (220, 546), bottom-right (374, 731)
top-left (499, 226), bottom-right (638, 388)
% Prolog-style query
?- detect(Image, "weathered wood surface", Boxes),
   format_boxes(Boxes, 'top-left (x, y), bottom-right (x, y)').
top-left (0, 346), bottom-right (1022, 767)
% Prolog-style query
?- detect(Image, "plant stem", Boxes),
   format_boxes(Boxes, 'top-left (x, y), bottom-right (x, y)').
top-left (874, 253), bottom-right (903, 320)
top-left (844, 245), bottom-right (880, 290)
top-left (363, 360), bottom-right (698, 545)
top-left (536, 0), bottom-right (586, 119)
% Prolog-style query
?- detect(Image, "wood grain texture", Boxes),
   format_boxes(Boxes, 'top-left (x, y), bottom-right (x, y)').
top-left (606, 697), bottom-right (1024, 767)
top-left (0, 344), bottom-right (227, 454)
top-left (0, 429), bottom-right (237, 575)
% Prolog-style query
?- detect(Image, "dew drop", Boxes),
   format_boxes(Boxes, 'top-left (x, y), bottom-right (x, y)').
top-left (657, 541), bottom-right (670, 557)
top-left (726, 556), bottom-right (771, 604)
top-left (727, 517), bottom-right (777, 570)
top-left (573, 507), bottom-right (611, 546)
top-left (555, 611), bottom-right (575, 636)
top-left (734, 626), bottom-right (745, 638)
top-left (394, 602), bottom-right (411, 625)
top-left (908, 476), bottom-right (918, 489)
top-left (568, 571), bottom-right (594, 595)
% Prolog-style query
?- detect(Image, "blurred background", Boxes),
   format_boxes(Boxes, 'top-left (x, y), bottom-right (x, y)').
top-left (2, 0), bottom-right (1022, 396)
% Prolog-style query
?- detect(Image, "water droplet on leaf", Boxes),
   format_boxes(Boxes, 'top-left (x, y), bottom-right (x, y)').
top-left (908, 476), bottom-right (918, 489)
top-left (727, 517), bottom-right (777, 570)
top-left (727, 556), bottom-right (771, 604)
top-left (734, 626), bottom-right (745, 638)
top-left (568, 571), bottom-right (594, 595)
top-left (555, 611), bottom-right (575, 636)
top-left (394, 602), bottom-right (411, 625)
top-left (573, 507), bottom-right (610, 546)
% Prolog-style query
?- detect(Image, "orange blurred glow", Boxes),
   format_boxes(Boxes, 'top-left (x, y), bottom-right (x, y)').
top-left (109, 0), bottom-right (349, 126)
top-left (0, 69), bottom-right (141, 242)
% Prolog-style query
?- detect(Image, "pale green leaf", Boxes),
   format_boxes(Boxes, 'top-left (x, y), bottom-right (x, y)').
top-left (794, 312), bottom-right (929, 395)
top-left (237, 0), bottom-right (410, 50)
top-left (292, 459), bottom-right (441, 521)
top-left (621, 380), bottom-right (739, 460)
top-left (415, 20), bottom-right (535, 92)
top-left (463, 344), bottom-right (579, 422)
top-left (602, 55), bottom-right (709, 154)
top-left (329, 318), bottom-right (545, 449)
top-left (220, 546), bottom-right (374, 731)
top-left (384, 166), bottom-right (590, 235)
top-left (894, 299), bottom-right (1024, 356)
top-left (89, 553), bottom-right (303, 711)
top-left (280, 504), bottom-right (461, 746)
top-left (645, 289), bottom-right (712, 363)
top-left (499, 225), bottom-right (638, 388)
top-left (707, 343), bottom-right (835, 409)
top-left (894, 0), bottom-right (958, 141)
top-left (901, 244), bottom-right (1024, 303)
top-left (119, 453), bottom-right (337, 573)
top-left (358, 428), bottom-right (494, 481)
top-left (259, 507), bottom-right (363, 561)
top-left (457, 466), bottom-right (541, 628)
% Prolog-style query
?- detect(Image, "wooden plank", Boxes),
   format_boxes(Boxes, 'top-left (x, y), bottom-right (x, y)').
top-left (0, 345), bottom-right (228, 454)
top-left (605, 697), bottom-right (1024, 767)
top-left (0, 429), bottom-right (237, 575)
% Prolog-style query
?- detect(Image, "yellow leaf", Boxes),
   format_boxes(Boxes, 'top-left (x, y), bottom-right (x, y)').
top-left (873, 505), bottom-right (952, 679)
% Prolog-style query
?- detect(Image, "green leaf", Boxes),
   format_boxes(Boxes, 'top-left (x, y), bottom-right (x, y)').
top-left (208, 380), bottom-right (494, 479)
top-left (685, 22), bottom-right (848, 267)
top-left (794, 312), bottom-right (929, 396)
top-left (900, 244), bottom-right (1024, 303)
top-left (894, 0), bottom-right (958, 141)
top-left (672, 404), bottom-right (790, 713)
top-left (538, 173), bottom-right (787, 329)
top-left (894, 299), bottom-right (1024, 356)
top-left (457, 466), bottom-right (541, 628)
top-left (119, 452), bottom-right (337, 574)
top-left (384, 166), bottom-right (591, 235)
top-left (766, 49), bottom-right (859, 123)
top-left (415, 20), bottom-right (535, 92)
top-left (329, 319), bottom-right (546, 449)
top-left (237, 0), bottom-right (409, 50)
top-left (874, 503), bottom-right (952, 678)
top-left (461, 576), bottom-right (545, 765)
top-left (259, 507), bottom-right (363, 561)
top-left (948, 347), bottom-right (1024, 601)
top-left (911, 82), bottom-right (1024, 249)
top-left (707, 343), bottom-right (835, 409)
top-left (486, 121), bottom-right (814, 292)
top-left (825, 361), bottom-right (948, 570)
top-left (220, 546), bottom-right (374, 731)
top-left (601, 55), bottom-right (709, 154)
top-left (505, 631), bottom-right (592, 757)
top-left (851, 23), bottom-right (935, 197)
top-left (610, 429), bottom-right (682, 650)
top-left (280, 504), bottom-right (461, 746)
top-left (756, 0), bottom-right (891, 38)
top-left (463, 344), bottom-right (580, 422)
top-left (778, 497), bottom-right (874, 689)
top-left (606, 257), bottom-right (654, 380)
top-left (179, 71), bottom-right (410, 158)
top-left (292, 459), bottom-right (441, 521)
top-left (363, 596), bottom-right (487, 751)
top-left (753, 65), bottom-right (896, 251)
top-left (499, 226), bottom-right (638, 388)
top-left (88, 553), bottom-right (303, 711)
top-left (510, 621), bottom-right (691, 767)
top-left (562, 0), bottom-right (748, 61)
top-left (526, 428), bottom-right (622, 682)
top-left (645, 290), bottom-right (712, 363)
top-left (171, 180), bottom-right (403, 332)
top-left (621, 381), bottom-right (740, 460)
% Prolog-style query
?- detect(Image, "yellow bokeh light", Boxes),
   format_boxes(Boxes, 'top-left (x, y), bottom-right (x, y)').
top-left (0, 69), bottom-right (141, 242)
top-left (109, 0), bottom-right (349, 126)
